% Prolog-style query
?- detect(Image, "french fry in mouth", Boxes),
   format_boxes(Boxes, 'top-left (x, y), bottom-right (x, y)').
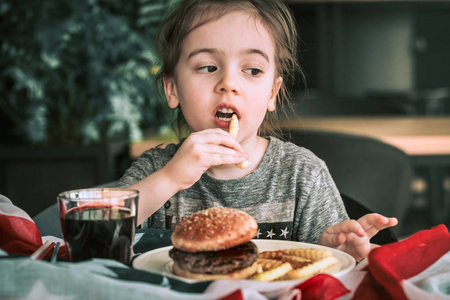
top-left (229, 114), bottom-right (251, 169)
top-left (229, 114), bottom-right (239, 139)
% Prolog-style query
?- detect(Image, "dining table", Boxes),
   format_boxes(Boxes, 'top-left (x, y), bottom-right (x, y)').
top-left (2, 221), bottom-right (450, 300)
top-left (279, 116), bottom-right (450, 157)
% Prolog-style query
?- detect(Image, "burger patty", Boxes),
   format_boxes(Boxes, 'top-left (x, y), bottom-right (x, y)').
top-left (169, 241), bottom-right (258, 275)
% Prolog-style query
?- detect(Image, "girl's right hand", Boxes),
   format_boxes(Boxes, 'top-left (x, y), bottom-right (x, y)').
top-left (161, 128), bottom-right (248, 191)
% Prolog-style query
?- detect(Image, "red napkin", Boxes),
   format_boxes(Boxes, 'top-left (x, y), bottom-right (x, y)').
top-left (353, 224), bottom-right (450, 300)
top-left (293, 273), bottom-right (350, 300)
top-left (0, 196), bottom-right (65, 258)
top-left (217, 273), bottom-right (349, 300)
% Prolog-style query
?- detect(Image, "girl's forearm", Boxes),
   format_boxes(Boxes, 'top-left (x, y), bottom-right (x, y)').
top-left (129, 167), bottom-right (181, 226)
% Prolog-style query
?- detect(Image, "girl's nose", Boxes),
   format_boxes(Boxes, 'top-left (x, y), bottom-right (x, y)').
top-left (215, 69), bottom-right (240, 95)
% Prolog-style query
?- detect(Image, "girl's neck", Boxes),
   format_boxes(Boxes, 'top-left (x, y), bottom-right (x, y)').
top-left (206, 136), bottom-right (269, 180)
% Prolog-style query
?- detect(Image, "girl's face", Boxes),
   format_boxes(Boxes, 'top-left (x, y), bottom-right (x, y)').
top-left (164, 11), bottom-right (282, 142)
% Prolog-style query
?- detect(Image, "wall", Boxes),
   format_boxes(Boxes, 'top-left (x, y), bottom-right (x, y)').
top-left (338, 8), bottom-right (414, 96)
top-left (289, 1), bottom-right (450, 114)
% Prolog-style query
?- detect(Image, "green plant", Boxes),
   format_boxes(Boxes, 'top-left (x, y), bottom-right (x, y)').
top-left (0, 0), bottom-right (178, 145)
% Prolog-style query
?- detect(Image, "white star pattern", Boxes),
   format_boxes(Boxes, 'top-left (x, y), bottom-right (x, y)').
top-left (280, 227), bottom-right (289, 238)
top-left (161, 276), bottom-right (171, 288)
top-left (266, 229), bottom-right (276, 239)
top-left (256, 229), bottom-right (262, 238)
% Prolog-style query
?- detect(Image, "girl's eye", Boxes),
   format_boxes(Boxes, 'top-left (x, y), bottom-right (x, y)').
top-left (244, 68), bottom-right (262, 76)
top-left (198, 65), bottom-right (217, 73)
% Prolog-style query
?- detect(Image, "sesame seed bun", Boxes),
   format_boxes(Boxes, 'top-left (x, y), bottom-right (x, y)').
top-left (171, 207), bottom-right (258, 253)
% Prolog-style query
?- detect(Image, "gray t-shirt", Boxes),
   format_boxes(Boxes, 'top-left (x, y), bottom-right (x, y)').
top-left (118, 136), bottom-right (348, 243)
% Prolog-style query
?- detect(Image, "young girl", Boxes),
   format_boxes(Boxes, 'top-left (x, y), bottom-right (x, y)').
top-left (118, 0), bottom-right (397, 261)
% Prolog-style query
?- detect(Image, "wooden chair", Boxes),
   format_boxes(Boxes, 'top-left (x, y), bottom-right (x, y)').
top-left (283, 129), bottom-right (413, 235)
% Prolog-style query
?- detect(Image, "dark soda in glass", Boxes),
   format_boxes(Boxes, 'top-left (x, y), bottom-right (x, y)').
top-left (61, 205), bottom-right (136, 265)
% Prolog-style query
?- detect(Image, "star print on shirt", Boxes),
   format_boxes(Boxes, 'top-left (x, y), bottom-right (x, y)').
top-left (280, 227), bottom-right (289, 238)
top-left (266, 229), bottom-right (276, 239)
top-left (256, 229), bottom-right (262, 238)
top-left (256, 222), bottom-right (293, 240)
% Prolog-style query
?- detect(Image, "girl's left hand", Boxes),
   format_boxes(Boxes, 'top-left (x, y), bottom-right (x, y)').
top-left (317, 213), bottom-right (398, 261)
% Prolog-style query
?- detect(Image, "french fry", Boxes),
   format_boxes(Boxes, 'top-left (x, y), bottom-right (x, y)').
top-left (274, 274), bottom-right (291, 281)
top-left (284, 248), bottom-right (332, 261)
top-left (236, 160), bottom-right (251, 169)
top-left (228, 114), bottom-right (251, 169)
top-left (229, 114), bottom-right (239, 139)
top-left (256, 258), bottom-right (284, 271)
top-left (287, 256), bottom-right (339, 280)
top-left (281, 255), bottom-right (312, 269)
top-left (258, 250), bottom-right (288, 259)
top-left (249, 247), bottom-right (340, 282)
top-left (256, 264), bottom-right (264, 274)
top-left (251, 262), bottom-right (293, 282)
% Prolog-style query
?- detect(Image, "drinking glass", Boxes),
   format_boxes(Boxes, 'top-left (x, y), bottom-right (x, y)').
top-left (58, 188), bottom-right (138, 265)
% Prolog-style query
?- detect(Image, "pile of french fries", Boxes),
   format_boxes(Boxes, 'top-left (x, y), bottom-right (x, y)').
top-left (251, 248), bottom-right (340, 281)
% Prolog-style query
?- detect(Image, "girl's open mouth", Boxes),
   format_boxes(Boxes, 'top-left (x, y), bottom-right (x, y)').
top-left (215, 108), bottom-right (236, 122)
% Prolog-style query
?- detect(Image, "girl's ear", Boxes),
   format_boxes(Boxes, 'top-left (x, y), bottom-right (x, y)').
top-left (163, 76), bottom-right (180, 108)
top-left (267, 76), bottom-right (283, 112)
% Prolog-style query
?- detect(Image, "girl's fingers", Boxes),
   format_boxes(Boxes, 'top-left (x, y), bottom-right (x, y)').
top-left (188, 129), bottom-right (245, 153)
top-left (357, 214), bottom-right (398, 238)
top-left (196, 144), bottom-right (248, 165)
top-left (184, 141), bottom-right (248, 161)
top-left (200, 143), bottom-right (246, 156)
top-left (165, 129), bottom-right (250, 191)
top-left (332, 232), bottom-right (347, 247)
top-left (325, 220), bottom-right (365, 237)
top-left (357, 213), bottom-right (398, 228)
top-left (177, 132), bottom-right (249, 169)
top-left (357, 213), bottom-right (386, 226)
top-left (207, 152), bottom-right (248, 166)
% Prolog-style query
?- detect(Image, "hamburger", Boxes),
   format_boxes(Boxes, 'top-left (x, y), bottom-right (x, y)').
top-left (169, 207), bottom-right (259, 280)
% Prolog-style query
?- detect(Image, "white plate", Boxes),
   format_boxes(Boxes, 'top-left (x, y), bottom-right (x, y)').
top-left (133, 239), bottom-right (356, 283)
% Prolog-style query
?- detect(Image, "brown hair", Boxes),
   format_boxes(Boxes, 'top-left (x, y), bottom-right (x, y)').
top-left (156, 0), bottom-right (303, 139)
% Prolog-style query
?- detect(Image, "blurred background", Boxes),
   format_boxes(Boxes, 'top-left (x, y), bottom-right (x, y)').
top-left (0, 0), bottom-right (178, 216)
top-left (289, 1), bottom-right (450, 115)
top-left (288, 0), bottom-right (450, 237)
top-left (1, 0), bottom-right (449, 237)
